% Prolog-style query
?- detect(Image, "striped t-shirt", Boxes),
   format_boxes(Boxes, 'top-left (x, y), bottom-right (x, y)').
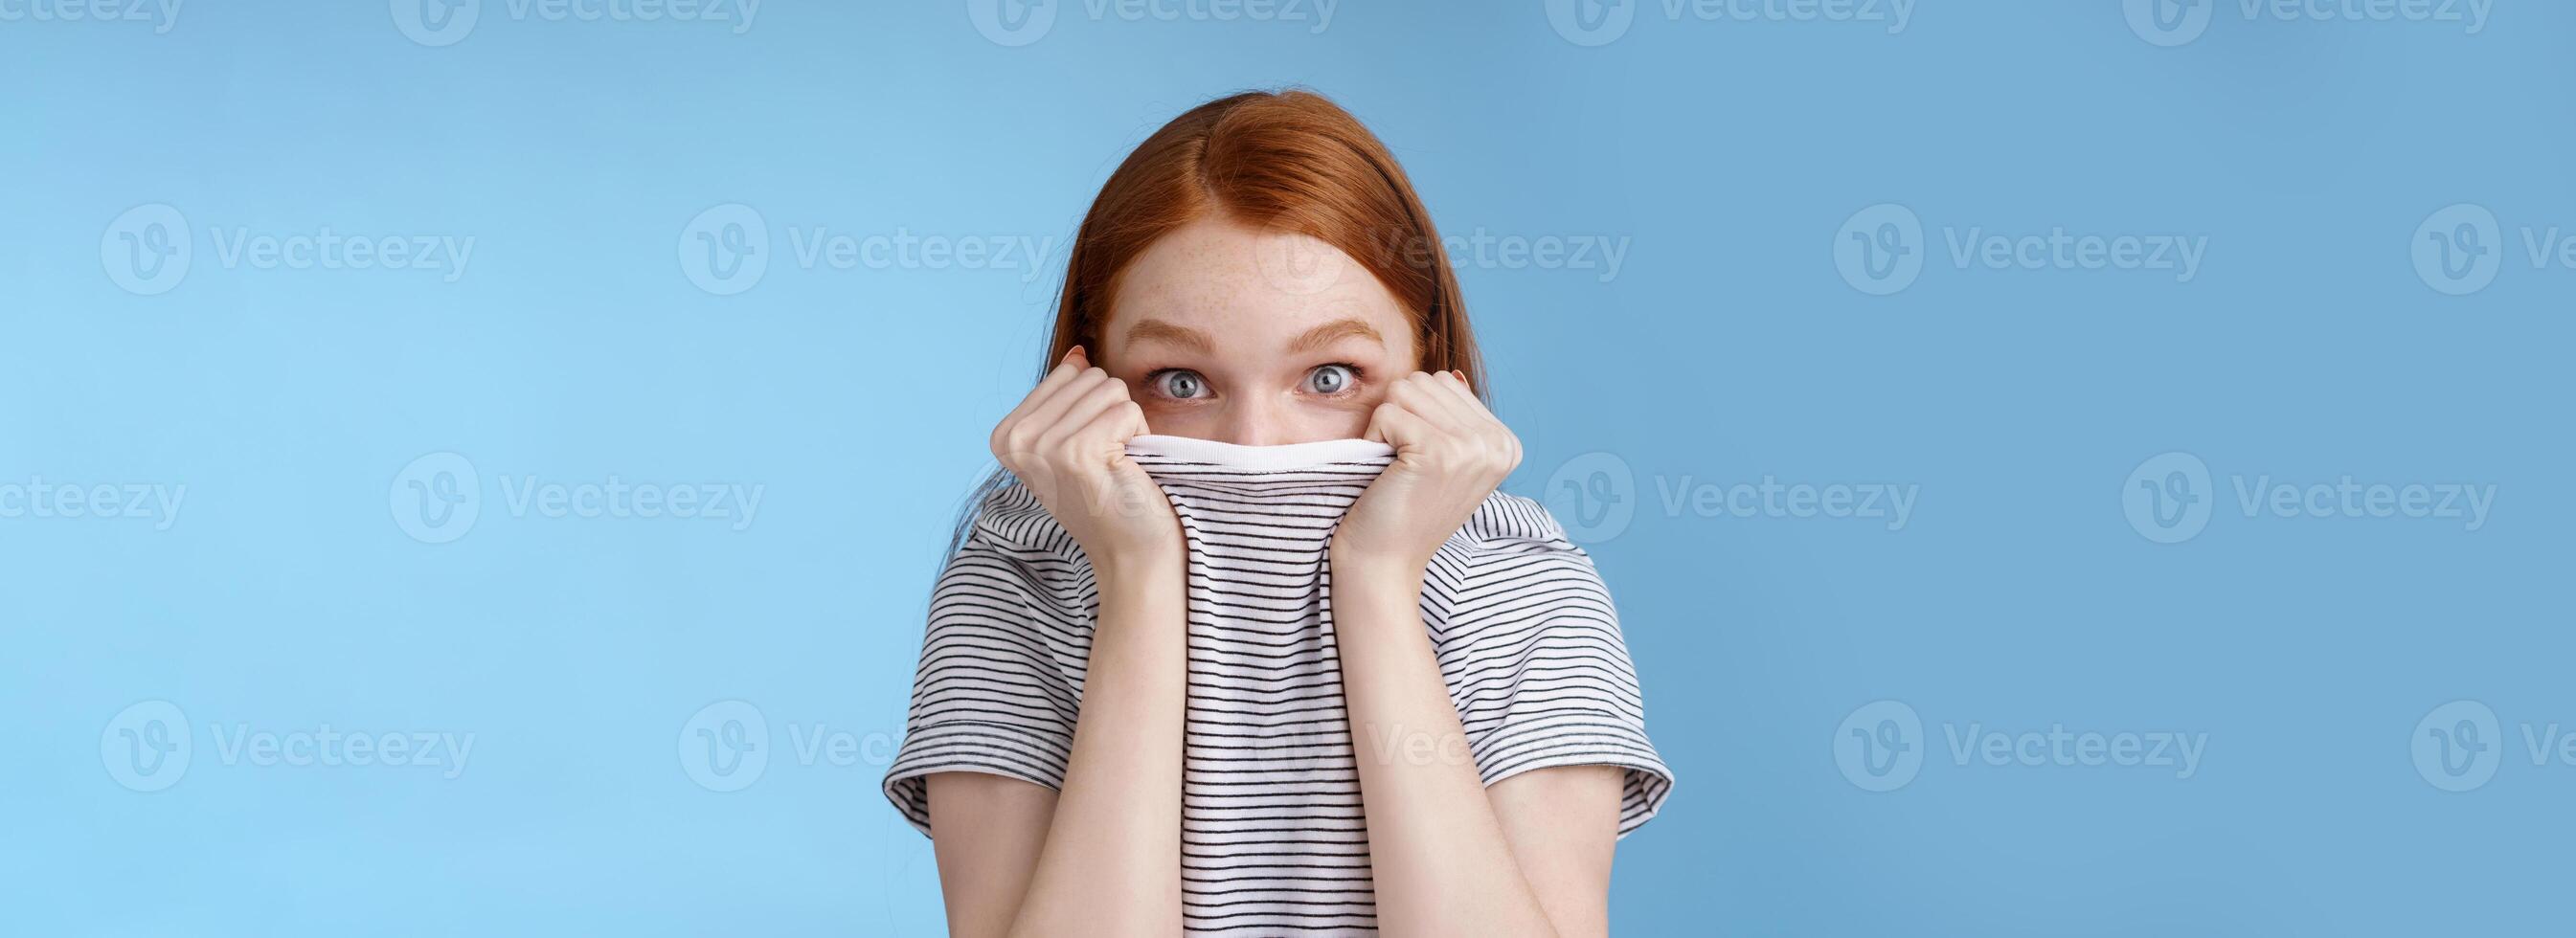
top-left (884, 435), bottom-right (1673, 935)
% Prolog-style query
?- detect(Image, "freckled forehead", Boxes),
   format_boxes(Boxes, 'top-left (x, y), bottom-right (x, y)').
top-left (1107, 218), bottom-right (1411, 341)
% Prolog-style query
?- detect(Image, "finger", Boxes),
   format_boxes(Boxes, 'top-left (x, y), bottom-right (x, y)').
top-left (1388, 370), bottom-right (1478, 430)
top-left (1430, 369), bottom-right (1493, 419)
top-left (1364, 400), bottom-right (1435, 450)
top-left (995, 346), bottom-right (1092, 437)
top-left (1034, 378), bottom-right (1132, 456)
top-left (1012, 368), bottom-right (1112, 450)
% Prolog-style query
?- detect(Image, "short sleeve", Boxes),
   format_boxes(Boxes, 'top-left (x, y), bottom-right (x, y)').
top-left (1431, 494), bottom-right (1675, 838)
top-left (882, 486), bottom-right (1095, 837)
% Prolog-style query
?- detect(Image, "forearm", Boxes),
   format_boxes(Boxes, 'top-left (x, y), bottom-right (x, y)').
top-left (1008, 550), bottom-right (1188, 938)
top-left (1332, 558), bottom-right (1560, 938)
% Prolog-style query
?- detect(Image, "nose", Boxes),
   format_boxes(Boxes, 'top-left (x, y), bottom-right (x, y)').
top-left (1212, 395), bottom-right (1298, 447)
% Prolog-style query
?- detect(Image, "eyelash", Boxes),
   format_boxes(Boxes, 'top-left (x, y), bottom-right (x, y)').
top-left (1142, 363), bottom-right (1368, 400)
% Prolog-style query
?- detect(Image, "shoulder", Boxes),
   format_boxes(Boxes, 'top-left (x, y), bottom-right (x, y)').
top-left (1431, 493), bottom-right (1614, 614)
top-left (937, 480), bottom-right (1091, 602)
top-left (1451, 491), bottom-right (1591, 561)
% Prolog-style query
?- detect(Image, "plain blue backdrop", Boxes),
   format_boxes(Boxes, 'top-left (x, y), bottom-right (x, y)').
top-left (6, 1), bottom-right (2571, 934)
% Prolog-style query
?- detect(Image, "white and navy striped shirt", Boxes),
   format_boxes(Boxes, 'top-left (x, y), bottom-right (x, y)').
top-left (885, 436), bottom-right (1672, 935)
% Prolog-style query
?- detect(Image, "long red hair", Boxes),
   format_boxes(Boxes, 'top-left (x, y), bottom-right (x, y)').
top-left (1040, 89), bottom-right (1484, 397)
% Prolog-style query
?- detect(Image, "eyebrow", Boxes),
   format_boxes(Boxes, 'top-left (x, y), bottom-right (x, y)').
top-left (1124, 319), bottom-right (1215, 354)
top-left (1122, 317), bottom-right (1384, 356)
top-left (1287, 318), bottom-right (1383, 354)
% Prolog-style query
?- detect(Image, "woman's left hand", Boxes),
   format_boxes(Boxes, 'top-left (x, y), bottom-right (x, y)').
top-left (1332, 370), bottom-right (1522, 576)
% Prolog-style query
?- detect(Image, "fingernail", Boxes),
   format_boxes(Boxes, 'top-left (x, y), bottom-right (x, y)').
top-left (1064, 345), bottom-right (1086, 363)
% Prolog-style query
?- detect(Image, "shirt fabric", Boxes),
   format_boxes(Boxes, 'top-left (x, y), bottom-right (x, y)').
top-left (883, 435), bottom-right (1673, 935)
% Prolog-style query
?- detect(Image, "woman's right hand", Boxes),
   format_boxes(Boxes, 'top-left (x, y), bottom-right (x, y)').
top-left (989, 346), bottom-right (1180, 570)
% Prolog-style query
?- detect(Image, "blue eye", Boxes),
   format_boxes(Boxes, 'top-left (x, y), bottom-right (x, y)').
top-left (1305, 364), bottom-right (1355, 394)
top-left (1155, 369), bottom-right (1209, 399)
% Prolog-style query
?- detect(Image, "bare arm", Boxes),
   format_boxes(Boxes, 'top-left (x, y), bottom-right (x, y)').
top-left (1330, 369), bottom-right (1628, 936)
top-left (1333, 567), bottom-right (1621, 937)
top-left (924, 346), bottom-right (1189, 937)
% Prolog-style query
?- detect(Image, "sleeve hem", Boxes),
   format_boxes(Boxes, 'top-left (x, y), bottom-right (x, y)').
top-left (880, 720), bottom-right (1073, 838)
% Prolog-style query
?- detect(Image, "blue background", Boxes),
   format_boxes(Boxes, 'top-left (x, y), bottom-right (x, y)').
top-left (6, 1), bottom-right (2570, 934)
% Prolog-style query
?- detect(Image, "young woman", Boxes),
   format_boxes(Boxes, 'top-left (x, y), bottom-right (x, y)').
top-left (884, 90), bottom-right (1670, 937)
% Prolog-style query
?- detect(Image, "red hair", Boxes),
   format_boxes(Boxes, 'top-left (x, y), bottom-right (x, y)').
top-left (1041, 89), bottom-right (1484, 398)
